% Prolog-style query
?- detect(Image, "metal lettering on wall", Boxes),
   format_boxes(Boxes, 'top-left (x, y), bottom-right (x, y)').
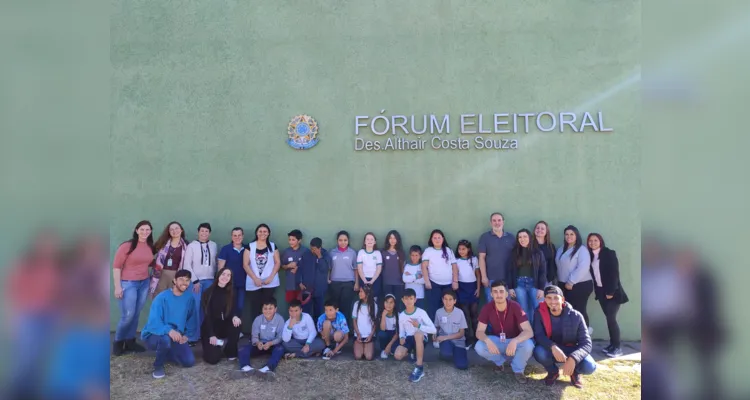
top-left (353, 111), bottom-right (612, 151)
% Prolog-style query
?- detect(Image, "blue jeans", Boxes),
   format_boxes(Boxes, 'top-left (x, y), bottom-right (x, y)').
top-left (474, 336), bottom-right (534, 373)
top-left (145, 334), bottom-right (195, 369)
top-left (513, 276), bottom-right (541, 326)
top-left (238, 343), bottom-right (285, 371)
top-left (115, 279), bottom-right (150, 341)
top-left (191, 278), bottom-right (214, 341)
top-left (303, 295), bottom-right (325, 322)
top-left (377, 329), bottom-right (397, 353)
top-left (483, 279), bottom-right (497, 303)
top-left (429, 281), bottom-right (452, 320)
top-left (234, 286), bottom-right (245, 320)
top-left (533, 345), bottom-right (597, 375)
top-left (439, 340), bottom-right (469, 370)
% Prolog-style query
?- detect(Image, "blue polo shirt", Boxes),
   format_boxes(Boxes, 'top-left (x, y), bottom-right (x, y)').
top-left (218, 243), bottom-right (247, 288)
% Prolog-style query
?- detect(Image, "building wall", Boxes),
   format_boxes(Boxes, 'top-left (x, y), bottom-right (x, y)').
top-left (111, 0), bottom-right (641, 338)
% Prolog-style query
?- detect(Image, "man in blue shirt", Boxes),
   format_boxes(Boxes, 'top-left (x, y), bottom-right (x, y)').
top-left (141, 269), bottom-right (197, 379)
top-left (218, 227), bottom-right (247, 322)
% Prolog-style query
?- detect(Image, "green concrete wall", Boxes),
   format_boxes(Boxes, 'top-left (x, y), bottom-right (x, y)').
top-left (111, 0), bottom-right (640, 339)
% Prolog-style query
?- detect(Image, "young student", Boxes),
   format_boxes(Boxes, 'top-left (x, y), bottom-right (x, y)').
top-left (183, 222), bottom-right (218, 345)
top-left (380, 230), bottom-right (405, 309)
top-left (377, 294), bottom-right (399, 359)
top-left (352, 285), bottom-right (378, 361)
top-left (433, 290), bottom-right (469, 370)
top-left (281, 299), bottom-right (325, 359)
top-left (281, 230), bottom-right (306, 305)
top-left (316, 300), bottom-right (349, 360)
top-left (327, 230), bottom-right (359, 330)
top-left (200, 268), bottom-right (241, 364)
top-left (421, 229), bottom-right (459, 320)
top-left (402, 245), bottom-right (426, 310)
top-left (140, 269), bottom-right (197, 379)
top-left (238, 297), bottom-right (285, 376)
top-left (455, 239), bottom-right (480, 347)
top-left (298, 237), bottom-right (330, 322)
top-left (394, 288), bottom-right (437, 383)
top-left (357, 232), bottom-right (383, 303)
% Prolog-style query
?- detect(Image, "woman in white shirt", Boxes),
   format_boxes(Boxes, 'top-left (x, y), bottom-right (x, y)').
top-left (420, 229), bottom-right (459, 320)
top-left (243, 223), bottom-right (281, 326)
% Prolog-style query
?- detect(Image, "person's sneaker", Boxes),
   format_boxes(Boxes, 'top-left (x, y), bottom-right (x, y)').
top-left (409, 352), bottom-right (416, 362)
top-left (514, 373), bottom-right (528, 384)
top-left (258, 366), bottom-right (271, 373)
top-left (408, 367), bottom-right (425, 383)
top-left (152, 367), bottom-right (166, 379)
top-left (112, 340), bottom-right (125, 356)
top-left (228, 357), bottom-right (237, 361)
top-left (602, 344), bottom-right (614, 355)
top-left (544, 372), bottom-right (559, 386)
top-left (322, 348), bottom-right (333, 360)
top-left (493, 364), bottom-right (505, 373)
top-left (571, 373), bottom-right (583, 388)
top-left (465, 343), bottom-right (473, 350)
top-left (188, 341), bottom-right (199, 347)
top-left (380, 350), bottom-right (388, 359)
top-left (240, 365), bottom-right (254, 373)
top-left (432, 341), bottom-right (440, 349)
top-left (606, 347), bottom-right (623, 358)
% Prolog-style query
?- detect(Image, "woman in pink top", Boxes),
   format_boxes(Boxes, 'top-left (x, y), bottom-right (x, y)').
top-left (112, 220), bottom-right (156, 356)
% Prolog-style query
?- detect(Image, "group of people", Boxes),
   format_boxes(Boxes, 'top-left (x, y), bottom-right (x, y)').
top-left (111, 213), bottom-right (629, 386)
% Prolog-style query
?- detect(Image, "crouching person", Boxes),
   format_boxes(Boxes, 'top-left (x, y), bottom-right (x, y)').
top-left (533, 285), bottom-right (597, 388)
top-left (238, 297), bottom-right (285, 376)
top-left (282, 299), bottom-right (325, 358)
top-left (141, 269), bottom-right (197, 379)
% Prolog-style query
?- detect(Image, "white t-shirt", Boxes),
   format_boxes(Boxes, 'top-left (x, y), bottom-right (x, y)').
top-left (402, 263), bottom-right (425, 299)
top-left (352, 301), bottom-right (378, 338)
top-left (422, 246), bottom-right (457, 285)
top-left (357, 249), bottom-right (383, 279)
top-left (456, 256), bottom-right (479, 283)
top-left (398, 308), bottom-right (437, 339)
top-left (383, 313), bottom-right (397, 331)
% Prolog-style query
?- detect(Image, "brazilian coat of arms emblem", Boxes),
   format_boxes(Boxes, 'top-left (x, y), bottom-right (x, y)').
top-left (287, 115), bottom-right (319, 150)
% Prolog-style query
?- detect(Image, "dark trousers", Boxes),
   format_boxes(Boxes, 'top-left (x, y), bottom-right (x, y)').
top-left (562, 280), bottom-right (594, 326)
top-left (326, 281), bottom-right (356, 329)
top-left (246, 288), bottom-right (276, 327)
top-left (303, 295), bottom-right (325, 322)
top-left (459, 302), bottom-right (479, 345)
top-left (200, 318), bottom-right (241, 364)
top-left (382, 284), bottom-right (404, 311)
top-left (429, 281), bottom-right (453, 320)
top-left (145, 334), bottom-right (195, 369)
top-left (439, 340), bottom-right (468, 370)
top-left (597, 289), bottom-right (622, 347)
top-left (377, 329), bottom-right (397, 353)
top-left (238, 343), bottom-right (285, 371)
top-left (234, 287), bottom-right (245, 321)
top-left (533, 345), bottom-right (597, 375)
top-left (358, 276), bottom-right (382, 301)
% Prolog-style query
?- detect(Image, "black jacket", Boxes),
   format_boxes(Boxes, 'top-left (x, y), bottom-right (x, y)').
top-left (507, 247), bottom-right (547, 290)
top-left (534, 302), bottom-right (592, 363)
top-left (591, 247), bottom-right (628, 304)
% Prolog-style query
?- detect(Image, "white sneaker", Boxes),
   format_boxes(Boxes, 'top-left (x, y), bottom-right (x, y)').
top-left (228, 357), bottom-right (237, 361)
top-left (322, 348), bottom-right (333, 360)
top-left (258, 366), bottom-right (270, 373)
top-left (380, 350), bottom-right (388, 359)
top-left (587, 327), bottom-right (594, 336)
top-left (240, 365), bottom-right (253, 372)
top-left (239, 332), bottom-right (244, 338)
top-left (432, 341), bottom-right (440, 349)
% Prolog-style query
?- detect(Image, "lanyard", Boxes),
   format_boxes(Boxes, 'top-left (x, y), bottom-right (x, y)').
top-left (200, 242), bottom-right (211, 265)
top-left (494, 305), bottom-right (509, 334)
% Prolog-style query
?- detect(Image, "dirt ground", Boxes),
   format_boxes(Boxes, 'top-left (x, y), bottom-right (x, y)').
top-left (110, 340), bottom-right (641, 400)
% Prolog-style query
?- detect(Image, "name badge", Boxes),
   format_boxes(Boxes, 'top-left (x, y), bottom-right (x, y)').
top-left (441, 316), bottom-right (448, 323)
top-left (167, 258), bottom-right (173, 267)
top-left (386, 256), bottom-right (390, 260)
top-left (261, 324), bottom-right (267, 330)
top-left (499, 333), bottom-right (506, 343)
top-left (333, 256), bottom-right (338, 260)
top-left (288, 257), bottom-right (293, 262)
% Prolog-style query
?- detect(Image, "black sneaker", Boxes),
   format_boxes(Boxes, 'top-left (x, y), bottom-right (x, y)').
top-left (188, 341), bottom-right (199, 347)
top-left (112, 340), bottom-right (125, 356)
top-left (606, 347), bottom-right (623, 358)
top-left (125, 339), bottom-right (146, 352)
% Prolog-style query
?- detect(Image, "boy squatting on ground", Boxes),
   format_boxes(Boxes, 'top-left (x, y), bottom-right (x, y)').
top-left (394, 288), bottom-right (437, 383)
top-left (432, 289), bottom-right (469, 370)
top-left (316, 300), bottom-right (349, 359)
top-left (282, 299), bottom-right (326, 358)
top-left (238, 297), bottom-right (285, 375)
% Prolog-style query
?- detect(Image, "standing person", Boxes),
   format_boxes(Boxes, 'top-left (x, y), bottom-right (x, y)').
top-left (454, 240), bottom-right (480, 347)
top-left (200, 268), bottom-right (242, 364)
top-left (402, 245), bottom-right (426, 310)
top-left (152, 221), bottom-right (188, 297)
top-left (555, 226), bottom-right (594, 334)
top-left (478, 213), bottom-right (516, 302)
top-left (298, 237), bottom-right (330, 321)
top-left (507, 229), bottom-right (547, 326)
top-left (217, 227), bottom-right (248, 327)
top-left (243, 223), bottom-right (281, 325)
top-left (534, 221), bottom-right (558, 285)
top-left (587, 233), bottom-right (629, 357)
top-left (327, 231), bottom-right (359, 331)
top-left (357, 232), bottom-right (383, 304)
top-left (533, 285), bottom-right (597, 388)
top-left (380, 230), bottom-right (405, 310)
top-left (281, 230), bottom-right (306, 306)
top-left (474, 281), bottom-right (535, 384)
top-left (421, 229), bottom-right (459, 320)
top-left (141, 269), bottom-right (197, 379)
top-left (112, 220), bottom-right (156, 356)
top-left (183, 222), bottom-right (218, 345)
